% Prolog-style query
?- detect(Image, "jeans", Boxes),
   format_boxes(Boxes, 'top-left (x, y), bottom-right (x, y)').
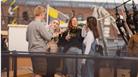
top-left (82, 49), bottom-right (95, 77)
top-left (65, 47), bottom-right (82, 77)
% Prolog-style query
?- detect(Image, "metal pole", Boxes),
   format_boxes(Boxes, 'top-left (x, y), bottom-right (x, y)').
top-left (75, 58), bottom-right (78, 77)
top-left (13, 52), bottom-right (17, 77)
top-left (7, 56), bottom-right (10, 77)
top-left (99, 18), bottom-right (108, 56)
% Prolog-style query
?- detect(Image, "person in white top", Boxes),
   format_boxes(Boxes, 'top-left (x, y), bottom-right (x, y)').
top-left (82, 16), bottom-right (99, 77)
top-left (83, 29), bottom-right (95, 56)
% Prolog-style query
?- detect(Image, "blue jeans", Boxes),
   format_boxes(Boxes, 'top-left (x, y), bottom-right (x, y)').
top-left (65, 47), bottom-right (82, 77)
top-left (82, 49), bottom-right (95, 77)
top-left (86, 59), bottom-right (94, 77)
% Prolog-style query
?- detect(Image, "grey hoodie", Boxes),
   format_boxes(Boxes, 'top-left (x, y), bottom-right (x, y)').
top-left (26, 20), bottom-right (52, 52)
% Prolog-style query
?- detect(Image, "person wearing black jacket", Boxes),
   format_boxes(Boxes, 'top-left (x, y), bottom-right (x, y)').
top-left (58, 16), bottom-right (83, 77)
top-left (1, 35), bottom-right (9, 71)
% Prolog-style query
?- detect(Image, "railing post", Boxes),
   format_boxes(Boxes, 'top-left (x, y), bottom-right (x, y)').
top-left (13, 51), bottom-right (17, 77)
top-left (75, 57), bottom-right (78, 77)
top-left (7, 54), bottom-right (10, 77)
top-left (2, 51), bottom-right (10, 77)
top-left (94, 60), bottom-right (100, 77)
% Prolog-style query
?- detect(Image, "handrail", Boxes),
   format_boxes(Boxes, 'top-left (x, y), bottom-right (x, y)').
top-left (1, 51), bottom-right (138, 77)
top-left (2, 51), bottom-right (138, 61)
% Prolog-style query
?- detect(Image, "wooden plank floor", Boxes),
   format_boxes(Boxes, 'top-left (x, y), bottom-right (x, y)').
top-left (2, 58), bottom-right (33, 77)
top-left (2, 68), bottom-right (137, 77)
top-left (2, 67), bottom-right (33, 77)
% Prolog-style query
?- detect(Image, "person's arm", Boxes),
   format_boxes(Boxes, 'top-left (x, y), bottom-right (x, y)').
top-left (59, 30), bottom-right (68, 41)
top-left (82, 32), bottom-right (94, 64)
top-left (84, 32), bottom-right (94, 55)
top-left (38, 24), bottom-right (53, 41)
top-left (81, 25), bottom-right (88, 37)
top-left (57, 31), bottom-right (68, 46)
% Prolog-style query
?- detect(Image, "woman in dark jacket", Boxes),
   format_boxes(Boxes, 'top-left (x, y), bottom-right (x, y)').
top-left (58, 17), bottom-right (83, 52)
top-left (58, 16), bottom-right (83, 77)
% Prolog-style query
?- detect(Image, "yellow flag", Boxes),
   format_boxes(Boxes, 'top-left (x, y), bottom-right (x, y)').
top-left (48, 6), bottom-right (58, 18)
top-left (13, 6), bottom-right (18, 11)
top-left (47, 5), bottom-right (69, 25)
top-left (2, 0), bottom-right (7, 3)
top-left (12, 18), bottom-right (17, 24)
top-left (10, 0), bottom-right (16, 6)
top-left (60, 21), bottom-right (64, 24)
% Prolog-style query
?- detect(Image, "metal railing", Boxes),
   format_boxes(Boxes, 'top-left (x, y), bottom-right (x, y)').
top-left (2, 51), bottom-right (138, 77)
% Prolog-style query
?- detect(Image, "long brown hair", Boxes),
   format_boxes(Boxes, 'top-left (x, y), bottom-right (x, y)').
top-left (87, 16), bottom-right (99, 38)
top-left (68, 16), bottom-right (77, 29)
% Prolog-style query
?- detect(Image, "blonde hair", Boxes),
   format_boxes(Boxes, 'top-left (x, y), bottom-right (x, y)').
top-left (34, 6), bottom-right (46, 16)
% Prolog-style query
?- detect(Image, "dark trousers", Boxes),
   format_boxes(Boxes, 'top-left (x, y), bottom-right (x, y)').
top-left (31, 57), bottom-right (47, 76)
top-left (46, 57), bottom-right (61, 77)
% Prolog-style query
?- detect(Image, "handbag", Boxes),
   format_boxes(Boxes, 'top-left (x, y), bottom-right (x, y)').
top-left (95, 44), bottom-right (103, 55)
top-left (91, 39), bottom-right (103, 56)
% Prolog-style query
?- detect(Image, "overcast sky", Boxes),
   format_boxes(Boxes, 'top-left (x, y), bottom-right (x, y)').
top-left (58, 0), bottom-right (138, 4)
